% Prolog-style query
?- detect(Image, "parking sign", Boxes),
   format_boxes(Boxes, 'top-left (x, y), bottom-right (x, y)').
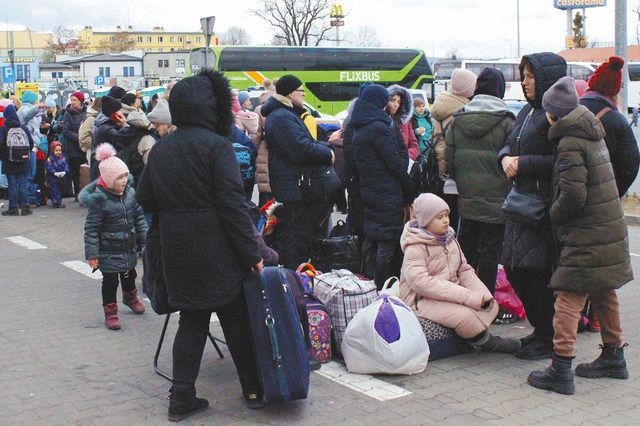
top-left (95, 76), bottom-right (105, 86)
top-left (2, 66), bottom-right (16, 83)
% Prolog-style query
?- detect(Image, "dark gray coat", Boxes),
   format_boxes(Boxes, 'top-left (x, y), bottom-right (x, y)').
top-left (136, 70), bottom-right (262, 311)
top-left (80, 175), bottom-right (148, 273)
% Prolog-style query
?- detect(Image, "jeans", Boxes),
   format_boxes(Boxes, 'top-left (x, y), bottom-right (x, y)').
top-left (68, 157), bottom-right (85, 198)
top-left (553, 290), bottom-right (624, 357)
top-left (457, 219), bottom-right (504, 294)
top-left (6, 173), bottom-right (29, 210)
top-left (172, 291), bottom-right (262, 397)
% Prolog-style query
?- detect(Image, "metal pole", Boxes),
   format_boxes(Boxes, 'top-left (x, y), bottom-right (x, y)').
top-left (615, 0), bottom-right (628, 112)
top-left (567, 9), bottom-right (573, 39)
top-left (336, 25), bottom-right (340, 47)
top-left (516, 0), bottom-right (521, 57)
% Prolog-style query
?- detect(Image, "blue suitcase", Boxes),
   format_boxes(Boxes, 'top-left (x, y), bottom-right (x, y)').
top-left (244, 267), bottom-right (310, 402)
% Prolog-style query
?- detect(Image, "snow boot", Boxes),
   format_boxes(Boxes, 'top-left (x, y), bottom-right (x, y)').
top-left (2, 208), bottom-right (20, 216)
top-left (21, 206), bottom-right (33, 216)
top-left (575, 343), bottom-right (629, 379)
top-left (122, 288), bottom-right (145, 314)
top-left (168, 383), bottom-right (209, 422)
top-left (527, 355), bottom-right (575, 395)
top-left (103, 303), bottom-right (121, 330)
top-left (468, 330), bottom-right (521, 354)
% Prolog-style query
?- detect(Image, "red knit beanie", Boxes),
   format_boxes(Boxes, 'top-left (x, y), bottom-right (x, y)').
top-left (588, 56), bottom-right (624, 96)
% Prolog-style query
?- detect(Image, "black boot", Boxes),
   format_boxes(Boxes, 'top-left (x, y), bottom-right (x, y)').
top-left (168, 383), bottom-right (209, 422)
top-left (527, 354), bottom-right (575, 395)
top-left (515, 337), bottom-right (554, 360)
top-left (468, 330), bottom-right (522, 354)
top-left (575, 343), bottom-right (629, 379)
top-left (21, 206), bottom-right (33, 216)
top-left (2, 208), bottom-right (20, 216)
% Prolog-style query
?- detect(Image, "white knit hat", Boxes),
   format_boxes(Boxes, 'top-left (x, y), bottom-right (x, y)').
top-left (451, 68), bottom-right (478, 99)
top-left (413, 193), bottom-right (450, 228)
top-left (147, 99), bottom-right (172, 125)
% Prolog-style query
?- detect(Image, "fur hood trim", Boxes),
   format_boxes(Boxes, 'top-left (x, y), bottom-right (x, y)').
top-left (78, 175), bottom-right (134, 208)
top-left (387, 85), bottom-right (413, 125)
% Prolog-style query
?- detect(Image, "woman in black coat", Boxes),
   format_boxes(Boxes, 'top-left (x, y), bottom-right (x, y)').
top-left (351, 84), bottom-right (414, 289)
top-left (62, 94), bottom-right (88, 200)
top-left (136, 70), bottom-right (264, 421)
top-left (498, 52), bottom-right (566, 360)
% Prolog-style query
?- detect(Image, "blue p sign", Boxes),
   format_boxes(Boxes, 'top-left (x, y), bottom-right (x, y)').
top-left (2, 66), bottom-right (15, 83)
top-left (95, 76), bottom-right (105, 85)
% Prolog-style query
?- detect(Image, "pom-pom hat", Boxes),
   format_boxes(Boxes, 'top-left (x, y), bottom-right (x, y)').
top-left (95, 143), bottom-right (129, 189)
top-left (588, 56), bottom-right (624, 97)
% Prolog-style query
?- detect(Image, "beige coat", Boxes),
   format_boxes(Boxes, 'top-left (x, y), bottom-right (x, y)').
top-left (399, 221), bottom-right (498, 339)
top-left (78, 106), bottom-right (98, 153)
top-left (430, 91), bottom-right (469, 177)
top-left (254, 103), bottom-right (271, 194)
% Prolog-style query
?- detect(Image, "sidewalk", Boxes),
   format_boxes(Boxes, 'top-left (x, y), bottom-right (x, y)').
top-left (1, 203), bottom-right (639, 425)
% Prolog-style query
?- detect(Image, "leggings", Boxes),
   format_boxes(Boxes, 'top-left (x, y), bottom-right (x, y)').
top-left (101, 268), bottom-right (137, 306)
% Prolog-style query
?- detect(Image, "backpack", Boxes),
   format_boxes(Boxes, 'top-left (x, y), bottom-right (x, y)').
top-left (233, 142), bottom-right (255, 183)
top-left (6, 127), bottom-right (31, 163)
top-left (409, 120), bottom-right (450, 195)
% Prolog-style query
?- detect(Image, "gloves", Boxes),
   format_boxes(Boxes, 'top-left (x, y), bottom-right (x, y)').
top-left (54, 171), bottom-right (66, 178)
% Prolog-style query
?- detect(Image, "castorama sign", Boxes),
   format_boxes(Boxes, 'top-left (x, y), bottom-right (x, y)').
top-left (554, 0), bottom-right (606, 9)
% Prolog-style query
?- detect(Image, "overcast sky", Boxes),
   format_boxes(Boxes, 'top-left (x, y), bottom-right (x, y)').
top-left (2, 1), bottom-right (638, 58)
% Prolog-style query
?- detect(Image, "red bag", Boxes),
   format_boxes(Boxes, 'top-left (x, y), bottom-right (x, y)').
top-left (494, 268), bottom-right (526, 319)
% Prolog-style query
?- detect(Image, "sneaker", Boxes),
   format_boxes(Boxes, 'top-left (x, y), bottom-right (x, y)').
top-left (515, 338), bottom-right (554, 360)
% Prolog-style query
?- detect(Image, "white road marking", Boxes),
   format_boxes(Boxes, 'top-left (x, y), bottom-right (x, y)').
top-left (60, 260), bottom-right (103, 280)
top-left (631, 253), bottom-right (639, 257)
top-left (5, 236), bottom-right (47, 250)
top-left (314, 361), bottom-right (411, 401)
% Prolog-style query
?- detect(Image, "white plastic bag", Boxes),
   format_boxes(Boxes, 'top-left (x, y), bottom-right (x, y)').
top-left (342, 295), bottom-right (429, 375)
top-left (379, 276), bottom-right (400, 298)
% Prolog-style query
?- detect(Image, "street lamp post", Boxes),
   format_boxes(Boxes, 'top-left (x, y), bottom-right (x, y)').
top-left (8, 49), bottom-right (15, 84)
top-left (516, 0), bottom-right (521, 57)
top-left (330, 3), bottom-right (345, 47)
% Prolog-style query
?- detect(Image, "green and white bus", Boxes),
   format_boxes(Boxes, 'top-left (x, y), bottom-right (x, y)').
top-left (187, 46), bottom-right (434, 115)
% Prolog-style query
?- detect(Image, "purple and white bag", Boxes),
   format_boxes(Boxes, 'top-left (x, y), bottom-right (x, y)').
top-left (341, 295), bottom-right (430, 375)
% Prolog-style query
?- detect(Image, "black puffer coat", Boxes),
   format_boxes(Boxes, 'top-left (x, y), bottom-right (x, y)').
top-left (136, 70), bottom-right (262, 311)
top-left (498, 52), bottom-right (566, 270)
top-left (80, 175), bottom-right (148, 273)
top-left (351, 98), bottom-right (412, 241)
top-left (580, 92), bottom-right (640, 196)
top-left (261, 94), bottom-right (333, 202)
top-left (62, 105), bottom-right (87, 160)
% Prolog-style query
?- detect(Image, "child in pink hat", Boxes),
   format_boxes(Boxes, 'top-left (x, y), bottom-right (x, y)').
top-left (79, 143), bottom-right (148, 330)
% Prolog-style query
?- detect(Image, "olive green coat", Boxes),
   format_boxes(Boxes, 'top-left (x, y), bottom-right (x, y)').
top-left (549, 105), bottom-right (633, 293)
top-left (445, 95), bottom-right (515, 224)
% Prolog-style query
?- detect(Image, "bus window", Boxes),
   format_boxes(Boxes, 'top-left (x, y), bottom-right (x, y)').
top-left (495, 63), bottom-right (516, 81)
top-left (466, 63), bottom-right (487, 76)
top-left (628, 63), bottom-right (640, 81)
top-left (306, 82), bottom-right (363, 102)
top-left (434, 61), bottom-right (461, 79)
top-left (568, 64), bottom-right (593, 82)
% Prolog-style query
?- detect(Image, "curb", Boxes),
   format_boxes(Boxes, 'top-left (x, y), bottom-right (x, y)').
top-left (625, 214), bottom-right (640, 227)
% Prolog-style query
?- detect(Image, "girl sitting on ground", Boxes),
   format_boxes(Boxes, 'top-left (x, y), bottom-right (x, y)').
top-left (399, 193), bottom-right (520, 353)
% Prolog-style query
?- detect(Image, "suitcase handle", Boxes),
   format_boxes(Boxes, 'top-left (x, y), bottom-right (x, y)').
top-left (265, 314), bottom-right (291, 399)
top-left (296, 262), bottom-right (317, 277)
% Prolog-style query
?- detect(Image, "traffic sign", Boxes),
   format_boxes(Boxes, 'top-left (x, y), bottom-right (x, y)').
top-left (2, 66), bottom-right (15, 83)
top-left (95, 76), bottom-right (105, 85)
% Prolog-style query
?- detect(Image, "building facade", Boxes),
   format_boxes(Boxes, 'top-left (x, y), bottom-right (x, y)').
top-left (78, 26), bottom-right (218, 53)
top-left (142, 51), bottom-right (191, 82)
top-left (0, 30), bottom-right (49, 58)
top-left (61, 54), bottom-right (144, 90)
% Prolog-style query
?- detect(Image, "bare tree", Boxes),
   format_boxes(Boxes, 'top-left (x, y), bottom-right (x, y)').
top-left (347, 26), bottom-right (382, 47)
top-left (635, 1), bottom-right (640, 44)
top-left (251, 0), bottom-right (333, 46)
top-left (98, 32), bottom-right (137, 53)
top-left (43, 27), bottom-right (84, 61)
top-left (446, 47), bottom-right (459, 60)
top-left (572, 12), bottom-right (587, 49)
top-left (220, 26), bottom-right (252, 45)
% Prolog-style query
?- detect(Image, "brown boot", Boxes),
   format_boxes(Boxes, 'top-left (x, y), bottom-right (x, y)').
top-left (122, 288), bottom-right (145, 314)
top-left (103, 303), bottom-right (121, 330)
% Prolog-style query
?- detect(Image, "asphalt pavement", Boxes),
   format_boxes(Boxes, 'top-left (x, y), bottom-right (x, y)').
top-left (1, 200), bottom-right (640, 425)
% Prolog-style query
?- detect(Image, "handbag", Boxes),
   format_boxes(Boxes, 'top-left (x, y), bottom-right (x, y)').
top-left (142, 218), bottom-right (176, 315)
top-left (501, 185), bottom-right (548, 224)
top-left (300, 164), bottom-right (342, 199)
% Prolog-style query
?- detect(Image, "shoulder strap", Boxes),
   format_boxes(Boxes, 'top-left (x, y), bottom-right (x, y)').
top-left (596, 107), bottom-right (611, 120)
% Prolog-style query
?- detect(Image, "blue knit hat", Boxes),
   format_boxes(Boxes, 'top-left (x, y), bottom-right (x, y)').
top-left (21, 90), bottom-right (38, 105)
top-left (238, 91), bottom-right (250, 106)
top-left (359, 84), bottom-right (389, 109)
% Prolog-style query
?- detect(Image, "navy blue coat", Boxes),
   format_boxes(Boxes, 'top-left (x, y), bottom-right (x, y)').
top-left (498, 52), bottom-right (566, 270)
top-left (261, 95), bottom-right (333, 202)
top-left (581, 93), bottom-right (639, 196)
top-left (62, 105), bottom-right (87, 160)
top-left (0, 104), bottom-right (35, 176)
top-left (351, 98), bottom-right (412, 241)
top-left (136, 70), bottom-right (262, 311)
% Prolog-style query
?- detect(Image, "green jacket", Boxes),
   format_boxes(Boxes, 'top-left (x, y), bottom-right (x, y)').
top-left (445, 95), bottom-right (515, 224)
top-left (549, 105), bottom-right (633, 293)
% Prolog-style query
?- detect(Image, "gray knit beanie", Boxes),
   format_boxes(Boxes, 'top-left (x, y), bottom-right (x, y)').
top-left (147, 99), bottom-right (172, 125)
top-left (542, 76), bottom-right (579, 119)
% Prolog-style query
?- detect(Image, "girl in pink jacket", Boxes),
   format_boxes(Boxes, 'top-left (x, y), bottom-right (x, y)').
top-left (399, 193), bottom-right (520, 353)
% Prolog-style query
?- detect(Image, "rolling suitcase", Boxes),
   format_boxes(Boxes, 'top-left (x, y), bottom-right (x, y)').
top-left (244, 267), bottom-right (310, 402)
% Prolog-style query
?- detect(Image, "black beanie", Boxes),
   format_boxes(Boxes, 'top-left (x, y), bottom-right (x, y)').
top-left (101, 96), bottom-right (122, 117)
top-left (359, 84), bottom-right (389, 109)
top-left (474, 68), bottom-right (506, 99)
top-left (276, 75), bottom-right (303, 96)
top-left (107, 86), bottom-right (127, 100)
top-left (121, 93), bottom-right (137, 106)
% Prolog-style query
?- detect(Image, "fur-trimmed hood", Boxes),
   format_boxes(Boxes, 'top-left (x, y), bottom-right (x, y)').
top-left (169, 69), bottom-right (234, 137)
top-left (341, 98), bottom-right (358, 130)
top-left (387, 84), bottom-right (413, 125)
top-left (78, 174), bottom-right (135, 208)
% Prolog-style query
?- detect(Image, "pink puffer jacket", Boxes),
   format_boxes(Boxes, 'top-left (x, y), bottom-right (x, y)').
top-left (399, 221), bottom-right (498, 338)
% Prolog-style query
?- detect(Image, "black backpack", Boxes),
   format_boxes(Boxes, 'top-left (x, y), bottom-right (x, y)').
top-left (409, 121), bottom-right (450, 195)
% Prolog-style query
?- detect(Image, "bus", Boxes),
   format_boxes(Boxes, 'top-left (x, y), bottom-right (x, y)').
top-left (187, 46), bottom-right (434, 115)
top-left (628, 62), bottom-right (640, 112)
top-left (433, 59), bottom-right (598, 101)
